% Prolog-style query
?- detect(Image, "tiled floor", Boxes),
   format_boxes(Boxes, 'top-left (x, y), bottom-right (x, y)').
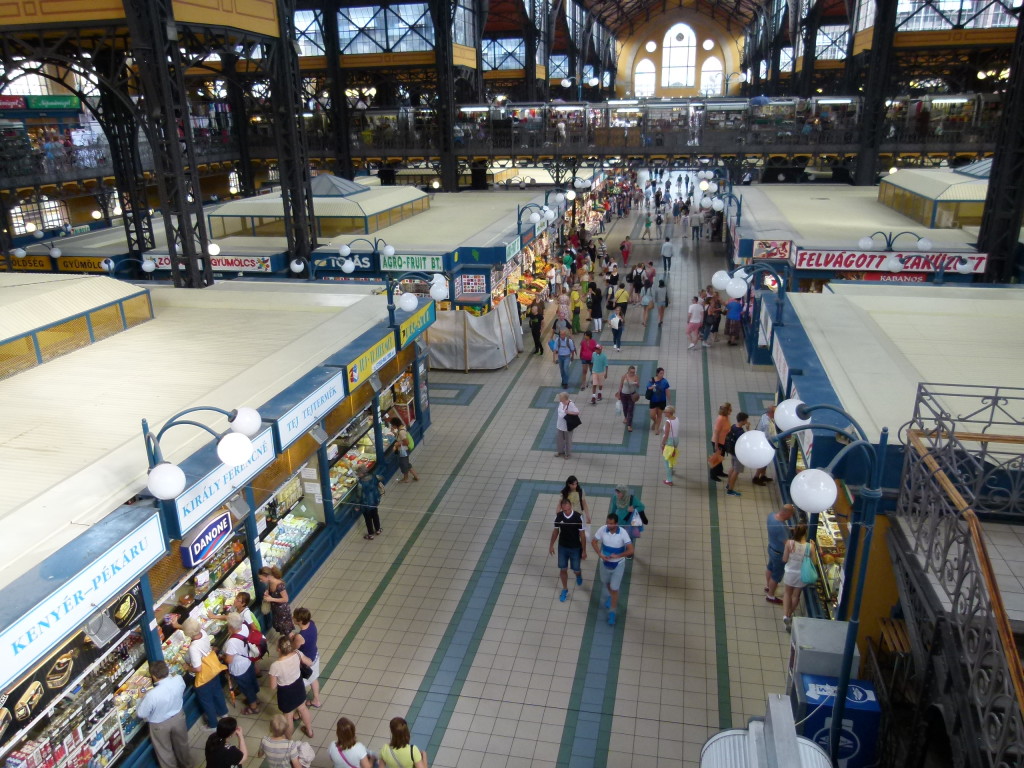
top-left (186, 182), bottom-right (791, 768)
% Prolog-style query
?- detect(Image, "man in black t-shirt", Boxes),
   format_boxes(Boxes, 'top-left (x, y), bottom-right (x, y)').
top-left (549, 497), bottom-right (587, 603)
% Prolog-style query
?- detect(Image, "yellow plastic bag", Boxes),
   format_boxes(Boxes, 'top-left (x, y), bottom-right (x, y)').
top-left (662, 445), bottom-right (677, 468)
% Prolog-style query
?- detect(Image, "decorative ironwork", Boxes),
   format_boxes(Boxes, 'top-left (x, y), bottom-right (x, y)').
top-left (894, 382), bottom-right (1024, 768)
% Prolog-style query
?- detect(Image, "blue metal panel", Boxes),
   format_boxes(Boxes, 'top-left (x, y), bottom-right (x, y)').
top-left (321, 322), bottom-right (394, 368)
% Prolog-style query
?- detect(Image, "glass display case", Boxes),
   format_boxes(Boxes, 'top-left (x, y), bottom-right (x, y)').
top-left (812, 483), bottom-right (851, 619)
top-left (256, 468), bottom-right (324, 573)
top-left (327, 407), bottom-right (377, 509)
top-left (387, 372), bottom-right (416, 428)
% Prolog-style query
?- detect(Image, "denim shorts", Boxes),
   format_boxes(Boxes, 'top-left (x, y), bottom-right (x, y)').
top-left (767, 548), bottom-right (784, 583)
top-left (557, 545), bottom-right (582, 572)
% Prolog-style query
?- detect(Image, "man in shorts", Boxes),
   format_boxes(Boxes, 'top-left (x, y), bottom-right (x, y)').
top-left (592, 511), bottom-right (633, 626)
top-left (549, 497), bottom-right (587, 602)
top-left (765, 504), bottom-right (795, 604)
top-left (590, 344), bottom-right (608, 404)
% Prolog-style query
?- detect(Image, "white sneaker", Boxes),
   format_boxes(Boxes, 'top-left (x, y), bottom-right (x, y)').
top-left (688, 343), bottom-right (696, 349)
top-left (702, 342), bottom-right (711, 347)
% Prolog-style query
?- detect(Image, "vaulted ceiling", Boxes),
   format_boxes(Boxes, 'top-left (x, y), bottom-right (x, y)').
top-left (581, 0), bottom-right (764, 36)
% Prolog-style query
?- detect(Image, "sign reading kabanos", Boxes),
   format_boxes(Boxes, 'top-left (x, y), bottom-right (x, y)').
top-left (792, 249), bottom-right (987, 274)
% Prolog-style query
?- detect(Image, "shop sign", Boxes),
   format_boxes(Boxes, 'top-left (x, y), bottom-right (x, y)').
top-left (0, 583), bottom-right (144, 747)
top-left (346, 334), bottom-right (396, 389)
top-left (752, 240), bottom-right (792, 260)
top-left (276, 371), bottom-right (346, 449)
top-left (859, 272), bottom-right (928, 283)
top-left (399, 301), bottom-right (435, 348)
top-left (174, 427), bottom-right (275, 536)
top-left (180, 511), bottom-right (233, 568)
top-left (0, 515), bottom-right (165, 693)
top-left (150, 254), bottom-right (272, 273)
top-left (772, 338), bottom-right (789, 391)
top-left (790, 382), bottom-right (813, 464)
top-left (0, 95), bottom-right (26, 110)
top-left (380, 253), bottom-right (444, 272)
top-left (534, 219), bottom-right (544, 237)
top-left (25, 95), bottom-right (81, 111)
top-left (504, 236), bottom-right (521, 262)
top-left (55, 256), bottom-right (108, 273)
top-left (792, 249), bottom-right (987, 273)
top-left (315, 253), bottom-right (374, 272)
top-left (1, 255), bottom-right (51, 271)
top-left (758, 299), bottom-right (772, 347)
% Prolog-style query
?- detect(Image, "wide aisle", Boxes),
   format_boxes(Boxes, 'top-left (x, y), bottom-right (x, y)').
top-left (188, 186), bottom-right (789, 768)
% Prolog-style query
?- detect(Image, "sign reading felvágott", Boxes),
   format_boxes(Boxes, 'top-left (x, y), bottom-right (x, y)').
top-left (380, 254), bottom-right (444, 272)
top-left (174, 428), bottom-right (275, 535)
top-left (0, 514), bottom-right (166, 692)
top-left (276, 372), bottom-right (346, 449)
top-left (792, 249), bottom-right (987, 273)
top-left (346, 335), bottom-right (396, 389)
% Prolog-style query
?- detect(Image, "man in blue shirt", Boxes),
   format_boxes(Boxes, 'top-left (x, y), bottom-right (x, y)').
top-left (554, 328), bottom-right (576, 390)
top-left (725, 297), bottom-right (743, 345)
top-left (137, 661), bottom-right (193, 768)
top-left (592, 510), bottom-right (634, 626)
top-left (765, 504), bottom-right (795, 604)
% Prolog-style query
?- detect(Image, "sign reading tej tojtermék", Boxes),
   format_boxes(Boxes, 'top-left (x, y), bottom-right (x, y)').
top-left (0, 514), bottom-right (166, 693)
top-left (380, 254), bottom-right (444, 272)
top-left (276, 371), bottom-right (346, 449)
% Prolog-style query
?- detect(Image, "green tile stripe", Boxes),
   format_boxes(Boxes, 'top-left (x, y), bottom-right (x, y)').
top-left (319, 352), bottom-right (533, 683)
top-left (556, 495), bottom-right (632, 768)
top-left (701, 346), bottom-right (733, 730)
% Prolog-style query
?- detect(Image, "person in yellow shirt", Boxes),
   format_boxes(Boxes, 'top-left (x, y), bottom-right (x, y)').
top-left (614, 284), bottom-right (630, 319)
top-left (570, 284), bottom-right (583, 333)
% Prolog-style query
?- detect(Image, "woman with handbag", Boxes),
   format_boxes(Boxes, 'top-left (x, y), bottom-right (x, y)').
top-left (660, 405), bottom-right (680, 486)
top-left (781, 524), bottom-right (817, 632)
top-left (268, 636), bottom-right (314, 739)
top-left (181, 618), bottom-right (228, 728)
top-left (617, 366), bottom-right (640, 432)
top-left (555, 392), bottom-right (581, 460)
top-left (290, 607), bottom-right (322, 708)
top-left (258, 565), bottom-right (294, 636)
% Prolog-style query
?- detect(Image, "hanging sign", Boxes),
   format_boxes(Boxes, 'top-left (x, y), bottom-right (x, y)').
top-left (1, 255), bottom-right (52, 271)
top-left (398, 301), bottom-right (436, 348)
top-left (792, 249), bottom-right (986, 273)
top-left (55, 256), bottom-right (108, 274)
top-left (346, 334), bottom-right (396, 389)
top-left (0, 514), bottom-right (165, 693)
top-left (150, 254), bottom-right (273, 273)
top-left (380, 253), bottom-right (444, 272)
top-left (174, 427), bottom-right (275, 536)
top-left (24, 95), bottom-right (81, 111)
top-left (504, 237), bottom-right (521, 262)
top-left (275, 371), bottom-right (346, 449)
top-left (0, 95), bottom-right (26, 110)
top-left (180, 511), bottom-right (234, 568)
top-left (752, 240), bottom-right (792, 260)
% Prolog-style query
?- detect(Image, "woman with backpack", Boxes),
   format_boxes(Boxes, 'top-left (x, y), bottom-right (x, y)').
top-left (389, 416), bottom-right (419, 482)
top-left (223, 613), bottom-right (263, 715)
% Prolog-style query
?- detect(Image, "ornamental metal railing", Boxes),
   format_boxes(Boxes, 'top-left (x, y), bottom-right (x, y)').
top-left (896, 382), bottom-right (1024, 768)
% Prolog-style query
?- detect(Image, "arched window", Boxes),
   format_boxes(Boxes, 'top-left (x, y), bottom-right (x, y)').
top-left (700, 56), bottom-right (723, 94)
top-left (634, 58), bottom-right (656, 97)
top-left (662, 23), bottom-right (696, 87)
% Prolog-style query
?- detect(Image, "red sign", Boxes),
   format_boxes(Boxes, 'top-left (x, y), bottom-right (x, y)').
top-left (752, 240), bottom-right (792, 260)
top-left (0, 95), bottom-right (27, 110)
top-left (859, 272), bottom-right (928, 283)
top-left (792, 249), bottom-right (986, 274)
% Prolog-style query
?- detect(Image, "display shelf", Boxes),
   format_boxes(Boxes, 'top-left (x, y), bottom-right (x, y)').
top-left (259, 512), bottom-right (320, 570)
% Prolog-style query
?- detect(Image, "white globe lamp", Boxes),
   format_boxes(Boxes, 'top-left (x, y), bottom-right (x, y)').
top-left (429, 281), bottom-right (448, 301)
top-left (12, 248), bottom-right (26, 258)
top-left (341, 258), bottom-right (356, 274)
top-left (217, 431), bottom-right (254, 466)
top-left (229, 407), bottom-right (262, 437)
top-left (916, 237), bottom-right (932, 251)
top-left (702, 39), bottom-right (715, 51)
top-left (290, 259), bottom-right (305, 273)
top-left (529, 212), bottom-right (541, 224)
top-left (712, 199), bottom-right (725, 212)
top-left (566, 190), bottom-right (577, 201)
top-left (398, 292), bottom-right (419, 312)
top-left (700, 197), bottom-right (713, 210)
top-left (545, 209), bottom-right (557, 222)
top-left (101, 258), bottom-right (115, 272)
top-left (381, 244), bottom-right (396, 258)
top-left (561, 78), bottom-right (572, 88)
top-left (708, 182), bottom-right (719, 194)
top-left (338, 244), bottom-right (352, 257)
top-left (725, 277), bottom-right (748, 299)
top-left (49, 247), bottom-right (62, 258)
top-left (91, 210), bottom-right (102, 220)
top-left (774, 398), bottom-right (811, 432)
top-left (555, 193), bottom-right (565, 204)
top-left (207, 242), bottom-right (221, 256)
top-left (148, 462), bottom-right (187, 500)
top-left (791, 468), bottom-right (838, 514)
top-left (884, 254), bottom-right (903, 273)
top-left (141, 259), bottom-right (156, 273)
top-left (735, 430), bottom-right (775, 469)
top-left (956, 258), bottom-right (973, 275)
top-left (711, 270), bottom-right (731, 291)
top-left (858, 236), bottom-right (874, 250)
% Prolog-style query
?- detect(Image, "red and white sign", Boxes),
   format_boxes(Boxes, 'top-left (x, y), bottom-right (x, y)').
top-left (0, 95), bottom-right (26, 110)
top-left (792, 249), bottom-right (986, 274)
top-left (151, 254), bottom-right (272, 273)
top-left (752, 240), bottom-right (792, 260)
top-left (860, 272), bottom-right (928, 283)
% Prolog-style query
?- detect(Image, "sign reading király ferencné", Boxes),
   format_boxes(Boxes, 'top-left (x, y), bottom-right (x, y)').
top-left (792, 249), bottom-right (987, 273)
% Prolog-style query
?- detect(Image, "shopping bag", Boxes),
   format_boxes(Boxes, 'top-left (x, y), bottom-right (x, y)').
top-left (615, 399), bottom-right (623, 415)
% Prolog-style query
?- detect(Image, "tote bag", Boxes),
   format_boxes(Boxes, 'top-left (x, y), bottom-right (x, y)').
top-left (800, 543), bottom-right (819, 585)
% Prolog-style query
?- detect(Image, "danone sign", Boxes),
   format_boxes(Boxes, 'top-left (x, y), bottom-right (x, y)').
top-left (792, 249), bottom-right (987, 273)
top-left (180, 511), bottom-right (233, 568)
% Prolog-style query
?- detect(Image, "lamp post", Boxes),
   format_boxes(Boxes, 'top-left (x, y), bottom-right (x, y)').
top-left (734, 399), bottom-right (887, 767)
top-left (857, 230), bottom-right (932, 253)
top-left (710, 261), bottom-right (787, 325)
top-left (560, 75), bottom-right (600, 101)
top-left (883, 252), bottom-right (974, 284)
top-left (384, 271), bottom-right (449, 328)
top-left (142, 405), bottom-right (264, 501)
top-left (723, 71), bottom-right (748, 95)
top-left (517, 202), bottom-right (558, 238)
top-left (101, 256), bottom-right (158, 277)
